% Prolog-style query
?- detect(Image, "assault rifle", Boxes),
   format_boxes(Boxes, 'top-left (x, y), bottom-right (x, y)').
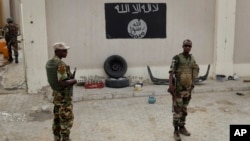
top-left (72, 67), bottom-right (77, 79)
top-left (66, 66), bottom-right (76, 79)
top-left (68, 67), bottom-right (77, 96)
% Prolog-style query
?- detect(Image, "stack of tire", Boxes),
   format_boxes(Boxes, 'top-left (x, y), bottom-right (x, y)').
top-left (104, 55), bottom-right (130, 88)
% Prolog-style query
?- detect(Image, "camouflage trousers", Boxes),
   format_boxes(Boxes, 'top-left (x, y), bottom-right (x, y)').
top-left (52, 91), bottom-right (74, 140)
top-left (6, 39), bottom-right (18, 59)
top-left (172, 90), bottom-right (191, 127)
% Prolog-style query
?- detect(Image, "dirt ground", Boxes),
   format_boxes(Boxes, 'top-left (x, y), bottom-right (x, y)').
top-left (0, 90), bottom-right (250, 141)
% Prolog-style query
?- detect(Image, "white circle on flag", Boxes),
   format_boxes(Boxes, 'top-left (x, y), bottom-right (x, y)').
top-left (127, 19), bottom-right (147, 38)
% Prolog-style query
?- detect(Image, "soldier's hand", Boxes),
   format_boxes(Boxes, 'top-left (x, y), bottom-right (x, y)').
top-left (191, 84), bottom-right (195, 89)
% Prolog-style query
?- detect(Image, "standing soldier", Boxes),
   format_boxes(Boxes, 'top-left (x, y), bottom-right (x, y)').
top-left (46, 42), bottom-right (77, 141)
top-left (168, 39), bottom-right (199, 141)
top-left (3, 17), bottom-right (19, 63)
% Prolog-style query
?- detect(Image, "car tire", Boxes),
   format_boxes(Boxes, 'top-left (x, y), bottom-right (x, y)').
top-left (104, 55), bottom-right (127, 78)
top-left (105, 77), bottom-right (130, 88)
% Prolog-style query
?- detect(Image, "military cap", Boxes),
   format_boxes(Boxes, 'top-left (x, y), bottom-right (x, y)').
top-left (53, 42), bottom-right (70, 50)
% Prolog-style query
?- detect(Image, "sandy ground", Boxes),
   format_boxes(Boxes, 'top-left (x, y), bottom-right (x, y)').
top-left (0, 90), bottom-right (249, 141)
top-left (0, 42), bottom-right (250, 140)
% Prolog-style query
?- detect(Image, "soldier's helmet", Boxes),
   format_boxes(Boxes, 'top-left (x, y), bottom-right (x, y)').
top-left (7, 17), bottom-right (13, 23)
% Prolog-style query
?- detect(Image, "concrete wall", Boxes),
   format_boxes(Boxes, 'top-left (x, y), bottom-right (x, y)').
top-left (234, 0), bottom-right (250, 76)
top-left (0, 0), bottom-right (10, 27)
top-left (9, 0), bottom-right (22, 31)
top-left (0, 0), bottom-right (4, 27)
top-left (6, 0), bottom-right (250, 93)
top-left (20, 0), bottom-right (48, 93)
top-left (213, 0), bottom-right (236, 76)
top-left (45, 0), bottom-right (215, 80)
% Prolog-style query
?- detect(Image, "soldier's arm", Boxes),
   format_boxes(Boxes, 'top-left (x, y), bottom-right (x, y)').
top-left (168, 56), bottom-right (178, 94)
top-left (60, 79), bottom-right (77, 87)
top-left (168, 71), bottom-right (175, 95)
top-left (191, 56), bottom-right (199, 89)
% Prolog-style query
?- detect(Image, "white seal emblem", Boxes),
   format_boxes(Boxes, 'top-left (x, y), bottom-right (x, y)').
top-left (127, 19), bottom-right (147, 38)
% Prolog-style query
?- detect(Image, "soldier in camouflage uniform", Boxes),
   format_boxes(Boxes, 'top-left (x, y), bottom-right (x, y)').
top-left (3, 17), bottom-right (19, 63)
top-left (168, 39), bottom-right (199, 141)
top-left (46, 42), bottom-right (77, 141)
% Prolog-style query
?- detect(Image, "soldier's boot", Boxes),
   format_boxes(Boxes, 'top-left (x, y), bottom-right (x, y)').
top-left (174, 130), bottom-right (181, 141)
top-left (62, 137), bottom-right (71, 141)
top-left (61, 134), bottom-right (71, 141)
top-left (54, 135), bottom-right (61, 141)
top-left (8, 56), bottom-right (13, 63)
top-left (14, 55), bottom-right (18, 63)
top-left (179, 126), bottom-right (191, 136)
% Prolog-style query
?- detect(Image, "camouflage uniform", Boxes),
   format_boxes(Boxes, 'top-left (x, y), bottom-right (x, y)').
top-left (170, 53), bottom-right (199, 128)
top-left (3, 22), bottom-right (19, 63)
top-left (49, 56), bottom-right (74, 141)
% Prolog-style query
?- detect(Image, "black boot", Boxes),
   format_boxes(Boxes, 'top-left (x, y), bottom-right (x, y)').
top-left (61, 134), bottom-right (71, 141)
top-left (15, 55), bottom-right (18, 63)
top-left (54, 135), bottom-right (61, 141)
top-left (179, 126), bottom-right (191, 136)
top-left (8, 56), bottom-right (13, 63)
top-left (174, 126), bottom-right (181, 141)
top-left (174, 130), bottom-right (181, 141)
top-left (62, 137), bottom-right (71, 141)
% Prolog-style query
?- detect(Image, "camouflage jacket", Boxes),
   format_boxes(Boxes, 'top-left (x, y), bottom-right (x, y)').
top-left (3, 23), bottom-right (19, 41)
top-left (49, 56), bottom-right (73, 105)
top-left (170, 53), bottom-right (199, 91)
